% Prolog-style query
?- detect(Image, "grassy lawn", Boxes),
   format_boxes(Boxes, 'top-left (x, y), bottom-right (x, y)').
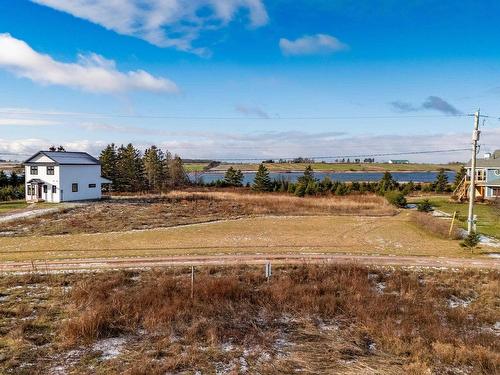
top-left (0, 213), bottom-right (493, 262)
top-left (209, 162), bottom-right (461, 172)
top-left (410, 196), bottom-right (500, 239)
top-left (184, 162), bottom-right (210, 172)
top-left (0, 200), bottom-right (29, 214)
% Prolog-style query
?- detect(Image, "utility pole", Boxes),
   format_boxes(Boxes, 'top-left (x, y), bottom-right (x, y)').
top-left (467, 110), bottom-right (480, 234)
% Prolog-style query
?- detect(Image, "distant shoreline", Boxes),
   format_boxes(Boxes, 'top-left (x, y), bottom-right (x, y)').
top-left (197, 169), bottom-right (456, 174)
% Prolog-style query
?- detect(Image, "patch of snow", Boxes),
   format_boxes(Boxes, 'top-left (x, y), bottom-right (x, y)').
top-left (221, 342), bottom-right (234, 352)
top-left (487, 253), bottom-right (500, 258)
top-left (447, 295), bottom-right (473, 309)
top-left (92, 337), bottom-right (127, 360)
top-left (375, 282), bottom-right (386, 294)
top-left (239, 356), bottom-right (249, 373)
top-left (432, 210), bottom-right (452, 218)
top-left (479, 235), bottom-right (500, 248)
top-left (215, 361), bottom-right (235, 375)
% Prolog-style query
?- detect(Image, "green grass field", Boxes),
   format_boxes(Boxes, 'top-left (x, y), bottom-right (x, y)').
top-left (411, 197), bottom-right (500, 239)
top-left (0, 200), bottom-right (29, 214)
top-left (208, 162), bottom-right (461, 172)
top-left (183, 163), bottom-right (211, 172)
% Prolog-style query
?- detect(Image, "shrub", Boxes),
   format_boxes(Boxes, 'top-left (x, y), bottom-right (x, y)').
top-left (294, 183), bottom-right (306, 197)
top-left (417, 199), bottom-right (433, 212)
top-left (385, 191), bottom-right (407, 208)
top-left (461, 233), bottom-right (480, 249)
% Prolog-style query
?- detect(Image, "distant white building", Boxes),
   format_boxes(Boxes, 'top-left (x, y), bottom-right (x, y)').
top-left (24, 151), bottom-right (111, 203)
top-left (388, 159), bottom-right (410, 164)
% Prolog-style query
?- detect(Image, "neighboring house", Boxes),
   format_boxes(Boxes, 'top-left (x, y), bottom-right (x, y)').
top-left (455, 150), bottom-right (500, 200)
top-left (24, 151), bottom-right (111, 203)
top-left (388, 159), bottom-right (410, 164)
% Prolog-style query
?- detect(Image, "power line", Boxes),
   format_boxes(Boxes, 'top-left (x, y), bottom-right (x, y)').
top-left (0, 110), bottom-right (470, 121)
top-left (210, 148), bottom-right (471, 162)
top-left (0, 147), bottom-right (471, 161)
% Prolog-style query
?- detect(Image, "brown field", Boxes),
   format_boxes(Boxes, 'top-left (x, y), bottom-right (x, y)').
top-left (0, 212), bottom-right (488, 263)
top-left (0, 191), bottom-right (396, 237)
top-left (0, 264), bottom-right (498, 374)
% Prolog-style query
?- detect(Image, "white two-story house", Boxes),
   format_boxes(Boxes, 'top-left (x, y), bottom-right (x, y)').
top-left (24, 151), bottom-right (111, 203)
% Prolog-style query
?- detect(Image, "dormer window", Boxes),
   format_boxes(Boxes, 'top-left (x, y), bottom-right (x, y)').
top-left (30, 166), bottom-right (38, 175)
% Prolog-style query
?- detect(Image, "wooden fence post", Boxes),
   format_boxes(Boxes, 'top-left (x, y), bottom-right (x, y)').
top-left (449, 211), bottom-right (457, 238)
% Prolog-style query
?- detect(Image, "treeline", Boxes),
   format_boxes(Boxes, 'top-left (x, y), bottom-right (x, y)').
top-left (99, 144), bottom-right (188, 192)
top-left (0, 171), bottom-right (24, 201)
top-left (203, 164), bottom-right (462, 197)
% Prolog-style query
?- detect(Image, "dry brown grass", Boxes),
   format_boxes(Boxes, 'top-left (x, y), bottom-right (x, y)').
top-left (1, 190), bottom-right (396, 237)
top-left (54, 266), bottom-right (500, 374)
top-left (1, 265), bottom-right (498, 374)
top-left (409, 211), bottom-right (462, 240)
top-left (168, 190), bottom-right (396, 216)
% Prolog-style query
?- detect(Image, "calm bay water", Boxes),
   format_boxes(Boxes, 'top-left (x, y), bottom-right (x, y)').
top-left (191, 171), bottom-right (456, 185)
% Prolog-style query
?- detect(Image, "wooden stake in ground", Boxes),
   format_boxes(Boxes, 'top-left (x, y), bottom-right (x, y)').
top-left (449, 211), bottom-right (457, 238)
top-left (191, 266), bottom-right (194, 299)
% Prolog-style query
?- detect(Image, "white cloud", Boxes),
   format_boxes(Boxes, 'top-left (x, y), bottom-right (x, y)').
top-left (0, 33), bottom-right (178, 93)
top-left (279, 34), bottom-right (349, 56)
top-left (4, 128), bottom-right (499, 163)
top-left (0, 118), bottom-right (60, 126)
top-left (31, 0), bottom-right (268, 55)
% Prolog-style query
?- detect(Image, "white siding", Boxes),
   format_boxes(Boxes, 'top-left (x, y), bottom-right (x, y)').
top-left (59, 165), bottom-right (102, 201)
top-left (25, 165), bottom-right (61, 203)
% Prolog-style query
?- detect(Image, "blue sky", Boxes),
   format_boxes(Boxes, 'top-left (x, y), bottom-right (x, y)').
top-left (1, 0), bottom-right (500, 162)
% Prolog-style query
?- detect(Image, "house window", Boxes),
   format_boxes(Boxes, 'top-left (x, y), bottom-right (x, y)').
top-left (475, 169), bottom-right (486, 181)
top-left (492, 188), bottom-right (500, 197)
top-left (52, 185), bottom-right (57, 194)
top-left (43, 185), bottom-right (47, 193)
top-left (72, 183), bottom-right (78, 192)
top-left (30, 166), bottom-right (38, 175)
top-left (47, 166), bottom-right (55, 175)
top-left (88, 183), bottom-right (96, 188)
top-left (495, 169), bottom-right (500, 177)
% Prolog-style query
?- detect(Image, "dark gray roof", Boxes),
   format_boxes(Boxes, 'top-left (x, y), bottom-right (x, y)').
top-left (24, 151), bottom-right (100, 165)
top-left (466, 150), bottom-right (500, 168)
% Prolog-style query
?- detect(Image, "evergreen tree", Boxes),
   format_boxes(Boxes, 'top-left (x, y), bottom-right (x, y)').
top-left (298, 165), bottom-right (315, 185)
top-left (252, 164), bottom-right (272, 192)
top-left (169, 155), bottom-right (188, 187)
top-left (294, 183), bottom-right (306, 197)
top-left (224, 167), bottom-right (244, 186)
top-left (116, 144), bottom-right (145, 192)
top-left (9, 171), bottom-right (19, 186)
top-left (99, 144), bottom-right (118, 190)
top-left (453, 166), bottom-right (466, 190)
top-left (143, 146), bottom-right (165, 191)
top-left (378, 172), bottom-right (398, 194)
top-left (434, 168), bottom-right (449, 193)
top-left (0, 171), bottom-right (8, 187)
top-left (305, 181), bottom-right (317, 195)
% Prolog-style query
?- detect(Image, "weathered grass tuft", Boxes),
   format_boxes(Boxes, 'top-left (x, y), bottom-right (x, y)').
top-left (58, 265), bottom-right (499, 374)
top-left (410, 211), bottom-right (462, 240)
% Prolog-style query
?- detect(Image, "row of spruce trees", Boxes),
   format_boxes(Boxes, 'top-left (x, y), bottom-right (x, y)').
top-left (211, 164), bottom-right (464, 198)
top-left (0, 171), bottom-right (25, 201)
top-left (99, 144), bottom-right (188, 192)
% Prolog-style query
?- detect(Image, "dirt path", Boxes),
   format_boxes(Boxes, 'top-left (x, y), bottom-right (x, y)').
top-left (2, 253), bottom-right (498, 273)
top-left (0, 203), bottom-right (82, 224)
